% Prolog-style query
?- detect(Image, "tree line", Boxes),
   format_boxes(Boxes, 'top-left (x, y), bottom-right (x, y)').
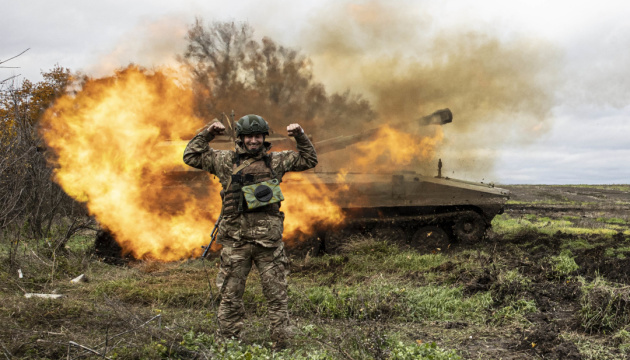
top-left (181, 19), bottom-right (375, 138)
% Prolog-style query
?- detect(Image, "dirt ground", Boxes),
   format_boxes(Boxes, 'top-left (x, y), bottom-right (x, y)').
top-left (285, 185), bottom-right (630, 359)
top-left (454, 184), bottom-right (630, 359)
top-left (504, 184), bottom-right (630, 217)
top-left (2, 185), bottom-right (630, 359)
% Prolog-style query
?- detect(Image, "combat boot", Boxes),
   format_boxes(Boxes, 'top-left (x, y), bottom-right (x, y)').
top-left (271, 329), bottom-right (289, 351)
top-left (216, 328), bottom-right (241, 343)
top-left (271, 338), bottom-right (287, 352)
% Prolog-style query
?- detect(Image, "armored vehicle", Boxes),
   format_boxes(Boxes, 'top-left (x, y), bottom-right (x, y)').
top-left (167, 109), bottom-right (510, 254)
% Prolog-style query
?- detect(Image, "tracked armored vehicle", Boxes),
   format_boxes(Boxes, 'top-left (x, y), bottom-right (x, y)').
top-left (167, 109), bottom-right (510, 254)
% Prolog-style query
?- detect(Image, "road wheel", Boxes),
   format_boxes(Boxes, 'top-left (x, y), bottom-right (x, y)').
top-left (371, 226), bottom-right (408, 246)
top-left (452, 212), bottom-right (487, 242)
top-left (411, 226), bottom-right (450, 251)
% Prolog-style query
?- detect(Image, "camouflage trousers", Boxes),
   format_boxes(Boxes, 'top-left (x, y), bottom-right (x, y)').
top-left (216, 242), bottom-right (290, 342)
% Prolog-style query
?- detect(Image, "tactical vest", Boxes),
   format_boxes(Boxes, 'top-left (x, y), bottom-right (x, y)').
top-left (221, 153), bottom-right (281, 216)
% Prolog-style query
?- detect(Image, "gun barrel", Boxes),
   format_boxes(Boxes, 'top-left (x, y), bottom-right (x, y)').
top-left (314, 128), bottom-right (380, 154)
top-left (314, 108), bottom-right (452, 155)
top-left (417, 108), bottom-right (453, 126)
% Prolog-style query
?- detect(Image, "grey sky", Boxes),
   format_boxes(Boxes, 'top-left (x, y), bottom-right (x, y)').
top-left (2, 0), bottom-right (629, 185)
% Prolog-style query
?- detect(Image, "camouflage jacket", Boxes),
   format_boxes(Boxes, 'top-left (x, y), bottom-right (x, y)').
top-left (183, 129), bottom-right (318, 247)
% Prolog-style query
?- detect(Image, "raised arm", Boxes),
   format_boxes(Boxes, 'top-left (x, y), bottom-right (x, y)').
top-left (280, 123), bottom-right (318, 172)
top-left (183, 122), bottom-right (226, 173)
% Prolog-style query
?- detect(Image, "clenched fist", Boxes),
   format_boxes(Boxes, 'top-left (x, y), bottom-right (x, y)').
top-left (287, 123), bottom-right (304, 137)
top-left (206, 122), bottom-right (226, 136)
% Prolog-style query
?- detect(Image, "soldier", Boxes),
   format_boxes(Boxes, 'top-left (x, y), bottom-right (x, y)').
top-left (183, 114), bottom-right (317, 349)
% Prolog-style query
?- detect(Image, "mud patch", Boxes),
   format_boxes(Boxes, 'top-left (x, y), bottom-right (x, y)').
top-left (507, 230), bottom-right (573, 260)
top-left (575, 244), bottom-right (630, 283)
top-left (462, 269), bottom-right (496, 296)
top-left (517, 323), bottom-right (581, 359)
top-left (579, 283), bottom-right (630, 333)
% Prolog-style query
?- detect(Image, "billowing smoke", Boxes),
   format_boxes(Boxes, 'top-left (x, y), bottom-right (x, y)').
top-left (300, 1), bottom-right (562, 179)
top-left (83, 5), bottom-right (562, 179)
top-left (85, 15), bottom-right (189, 78)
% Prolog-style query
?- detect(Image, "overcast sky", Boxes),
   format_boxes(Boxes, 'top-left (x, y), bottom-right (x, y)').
top-left (2, 0), bottom-right (629, 185)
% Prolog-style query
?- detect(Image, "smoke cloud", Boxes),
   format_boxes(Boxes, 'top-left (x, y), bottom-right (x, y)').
top-left (300, 1), bottom-right (562, 179)
top-left (85, 15), bottom-right (189, 78)
top-left (78, 3), bottom-right (563, 180)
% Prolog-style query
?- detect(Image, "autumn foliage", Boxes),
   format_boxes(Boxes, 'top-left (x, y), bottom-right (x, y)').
top-left (0, 66), bottom-right (92, 258)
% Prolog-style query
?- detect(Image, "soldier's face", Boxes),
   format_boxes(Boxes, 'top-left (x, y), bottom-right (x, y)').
top-left (243, 134), bottom-right (264, 151)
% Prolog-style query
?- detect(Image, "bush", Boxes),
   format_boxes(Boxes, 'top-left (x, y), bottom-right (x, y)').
top-left (389, 341), bottom-right (461, 360)
top-left (550, 250), bottom-right (579, 277)
top-left (580, 277), bottom-right (630, 333)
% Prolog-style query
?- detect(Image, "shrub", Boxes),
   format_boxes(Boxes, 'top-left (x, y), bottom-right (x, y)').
top-left (580, 277), bottom-right (630, 333)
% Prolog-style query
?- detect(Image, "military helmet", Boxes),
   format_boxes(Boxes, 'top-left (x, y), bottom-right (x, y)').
top-left (235, 114), bottom-right (270, 137)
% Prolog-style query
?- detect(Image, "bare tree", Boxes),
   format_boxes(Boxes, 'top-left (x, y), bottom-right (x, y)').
top-left (0, 67), bottom-right (94, 264)
top-left (181, 19), bottom-right (375, 138)
top-left (0, 48), bottom-right (29, 84)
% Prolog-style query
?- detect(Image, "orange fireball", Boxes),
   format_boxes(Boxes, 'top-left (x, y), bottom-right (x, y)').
top-left (40, 66), bottom-right (347, 260)
top-left (354, 124), bottom-right (444, 172)
top-left (42, 66), bottom-right (217, 261)
top-left (41, 66), bottom-right (443, 261)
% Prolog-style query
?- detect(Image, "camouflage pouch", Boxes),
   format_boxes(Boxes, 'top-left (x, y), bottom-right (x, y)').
top-left (241, 179), bottom-right (284, 210)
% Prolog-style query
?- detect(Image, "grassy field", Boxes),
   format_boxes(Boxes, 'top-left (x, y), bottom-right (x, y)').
top-left (1, 185), bottom-right (630, 359)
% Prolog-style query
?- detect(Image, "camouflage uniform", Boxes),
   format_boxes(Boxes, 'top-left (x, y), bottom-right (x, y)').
top-left (183, 128), bottom-right (317, 344)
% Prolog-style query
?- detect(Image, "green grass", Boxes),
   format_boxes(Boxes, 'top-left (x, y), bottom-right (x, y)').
top-left (497, 269), bottom-right (531, 286)
top-left (579, 277), bottom-right (630, 333)
top-left (492, 213), bottom-right (624, 239)
top-left (290, 282), bottom-right (492, 323)
top-left (173, 330), bottom-right (334, 359)
top-left (550, 250), bottom-right (580, 277)
top-left (161, 329), bottom-right (462, 360)
top-left (92, 276), bottom-right (212, 307)
top-left (507, 199), bottom-right (599, 207)
top-left (5, 196), bottom-right (630, 359)
top-left (305, 238), bottom-right (449, 277)
top-left (561, 238), bottom-right (600, 251)
top-left (490, 214), bottom-right (536, 238)
top-left (596, 217), bottom-right (628, 225)
top-left (65, 234), bottom-right (94, 252)
top-left (491, 298), bottom-right (537, 325)
top-left (605, 246), bottom-right (630, 259)
top-left (337, 250), bottom-right (448, 275)
top-left (561, 331), bottom-right (621, 360)
top-left (388, 341), bottom-right (461, 360)
top-left (614, 329), bottom-right (630, 354)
